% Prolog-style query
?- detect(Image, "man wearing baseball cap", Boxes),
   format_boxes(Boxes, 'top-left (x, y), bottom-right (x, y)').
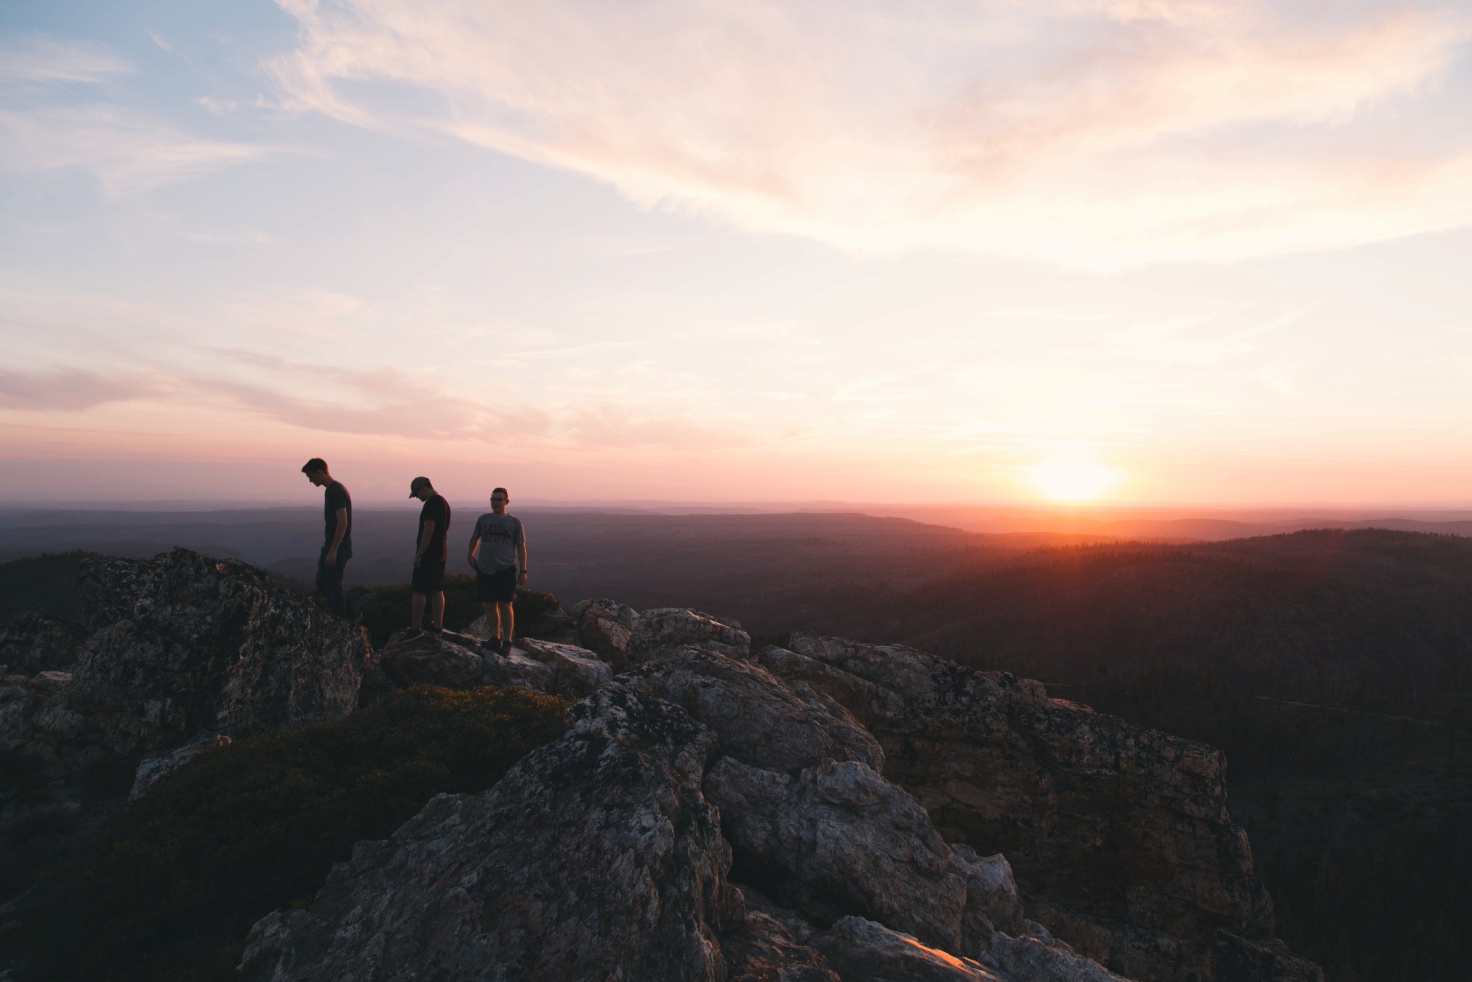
top-left (406, 476), bottom-right (451, 638)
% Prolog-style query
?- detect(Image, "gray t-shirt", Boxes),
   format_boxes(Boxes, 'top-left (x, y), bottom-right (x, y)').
top-left (471, 513), bottom-right (524, 572)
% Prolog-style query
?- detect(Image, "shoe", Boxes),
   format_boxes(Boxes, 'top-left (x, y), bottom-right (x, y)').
top-left (403, 628), bottom-right (426, 640)
top-left (499, 639), bottom-right (513, 657)
top-left (426, 626), bottom-right (443, 636)
top-left (481, 637), bottom-right (502, 655)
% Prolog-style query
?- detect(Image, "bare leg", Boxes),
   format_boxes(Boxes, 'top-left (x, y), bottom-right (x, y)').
top-left (411, 592), bottom-right (427, 629)
top-left (430, 592), bottom-right (445, 631)
top-left (484, 602), bottom-right (500, 642)
top-left (496, 600), bottom-right (515, 646)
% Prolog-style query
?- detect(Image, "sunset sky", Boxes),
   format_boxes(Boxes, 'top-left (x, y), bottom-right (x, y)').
top-left (3, 1), bottom-right (1471, 506)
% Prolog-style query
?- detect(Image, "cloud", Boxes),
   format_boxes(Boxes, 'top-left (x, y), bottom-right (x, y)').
top-left (0, 34), bottom-right (133, 83)
top-left (267, 0), bottom-right (1472, 265)
top-left (0, 104), bottom-right (280, 193)
top-left (0, 369), bottom-right (164, 410)
top-left (185, 349), bottom-right (552, 440)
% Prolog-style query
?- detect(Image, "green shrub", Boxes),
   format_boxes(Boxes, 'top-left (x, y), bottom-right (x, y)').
top-left (14, 685), bottom-right (569, 982)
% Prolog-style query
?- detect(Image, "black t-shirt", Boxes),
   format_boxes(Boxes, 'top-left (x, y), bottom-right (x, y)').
top-left (418, 494), bottom-right (450, 562)
top-left (323, 480), bottom-right (352, 554)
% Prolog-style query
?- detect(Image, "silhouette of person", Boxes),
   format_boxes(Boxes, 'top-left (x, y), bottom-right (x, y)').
top-left (406, 476), bottom-right (450, 637)
top-left (301, 458), bottom-right (352, 618)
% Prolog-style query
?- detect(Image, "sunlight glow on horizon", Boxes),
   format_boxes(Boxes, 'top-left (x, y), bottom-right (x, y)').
top-left (1027, 449), bottom-right (1122, 503)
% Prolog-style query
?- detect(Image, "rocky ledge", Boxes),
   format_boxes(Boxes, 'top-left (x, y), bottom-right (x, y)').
top-left (1, 553), bottom-right (1320, 982)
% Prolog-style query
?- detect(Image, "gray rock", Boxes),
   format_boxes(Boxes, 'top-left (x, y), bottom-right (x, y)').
top-left (954, 843), bottom-right (1024, 941)
top-left (516, 638), bottom-right (613, 698)
top-left (624, 648), bottom-right (883, 774)
top-left (239, 686), bottom-right (738, 982)
top-left (705, 755), bottom-right (994, 956)
top-left (628, 607), bottom-right (750, 664)
top-left (768, 633), bottom-right (1285, 982)
top-left (67, 549), bottom-right (367, 754)
top-left (721, 907), bottom-right (839, 982)
top-left (984, 932), bottom-right (1134, 982)
top-left (0, 613), bottom-right (87, 675)
top-left (481, 648), bottom-right (556, 692)
top-left (377, 630), bottom-right (487, 690)
top-left (571, 598), bottom-right (639, 669)
top-left (813, 916), bottom-right (1003, 981)
top-left (237, 634), bottom-right (1142, 982)
top-left (129, 732), bottom-right (231, 801)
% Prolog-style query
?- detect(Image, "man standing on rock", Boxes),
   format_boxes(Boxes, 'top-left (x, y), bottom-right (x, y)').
top-left (406, 476), bottom-right (451, 638)
top-left (466, 487), bottom-right (527, 656)
top-left (301, 458), bottom-right (352, 618)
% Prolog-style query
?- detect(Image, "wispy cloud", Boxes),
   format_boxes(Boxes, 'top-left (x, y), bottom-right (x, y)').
top-left (0, 104), bottom-right (281, 193)
top-left (1112, 307), bottom-right (1310, 365)
top-left (267, 0), bottom-right (1472, 265)
top-left (0, 34), bottom-right (133, 83)
top-left (0, 368), bottom-right (165, 411)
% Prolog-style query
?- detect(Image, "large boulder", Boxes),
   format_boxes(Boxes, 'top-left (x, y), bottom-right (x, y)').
top-left (377, 630), bottom-right (487, 690)
top-left (67, 549), bottom-right (369, 755)
top-left (239, 686), bottom-right (740, 981)
top-left (516, 638), bottom-right (614, 698)
top-left (570, 598), bottom-right (640, 668)
top-left (628, 606), bottom-right (750, 664)
top-left (623, 648), bottom-right (883, 774)
top-left (758, 634), bottom-right (1296, 982)
top-left (706, 755), bottom-right (1017, 957)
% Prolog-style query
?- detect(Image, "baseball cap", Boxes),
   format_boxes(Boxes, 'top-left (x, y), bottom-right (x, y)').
top-left (409, 476), bottom-right (433, 497)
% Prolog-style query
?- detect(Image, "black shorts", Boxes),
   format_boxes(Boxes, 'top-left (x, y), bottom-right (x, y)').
top-left (411, 560), bottom-right (446, 594)
top-left (476, 566), bottom-right (517, 603)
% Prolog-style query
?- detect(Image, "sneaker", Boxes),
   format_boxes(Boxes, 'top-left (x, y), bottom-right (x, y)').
top-left (426, 626), bottom-right (443, 636)
top-left (499, 638), bottom-right (513, 657)
top-left (481, 637), bottom-right (502, 655)
top-left (403, 627), bottom-right (426, 640)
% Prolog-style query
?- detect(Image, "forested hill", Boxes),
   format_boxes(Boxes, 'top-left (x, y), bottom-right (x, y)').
top-left (873, 528), bottom-right (1472, 711)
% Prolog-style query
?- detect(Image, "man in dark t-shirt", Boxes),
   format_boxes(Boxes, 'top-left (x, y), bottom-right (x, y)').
top-left (301, 457), bottom-right (353, 618)
top-left (407, 476), bottom-right (451, 636)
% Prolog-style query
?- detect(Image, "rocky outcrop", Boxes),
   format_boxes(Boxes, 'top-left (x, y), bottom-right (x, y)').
top-left (241, 651), bottom-right (1055, 981)
top-left (2, 549), bottom-right (375, 937)
top-left (0, 613), bottom-right (87, 676)
top-left (240, 686), bottom-right (739, 981)
top-left (4, 572), bottom-right (1320, 982)
top-left (66, 549), bottom-right (368, 755)
top-left (755, 633), bottom-right (1307, 982)
top-left (567, 600), bottom-right (750, 668)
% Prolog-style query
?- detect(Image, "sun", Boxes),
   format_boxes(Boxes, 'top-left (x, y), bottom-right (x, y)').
top-left (1027, 448), bottom-right (1120, 502)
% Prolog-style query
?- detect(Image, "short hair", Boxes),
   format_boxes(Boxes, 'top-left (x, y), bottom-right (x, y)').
top-left (301, 458), bottom-right (329, 474)
top-left (492, 487), bottom-right (509, 498)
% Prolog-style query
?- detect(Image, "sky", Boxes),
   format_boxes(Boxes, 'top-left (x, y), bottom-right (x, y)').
top-left (2, 0), bottom-right (1471, 507)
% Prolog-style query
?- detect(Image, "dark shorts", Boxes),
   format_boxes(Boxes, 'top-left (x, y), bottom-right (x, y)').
top-left (476, 566), bottom-right (517, 603)
top-left (411, 560), bottom-right (446, 594)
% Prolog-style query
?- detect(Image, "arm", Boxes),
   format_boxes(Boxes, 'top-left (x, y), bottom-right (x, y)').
top-left (415, 519), bottom-right (435, 568)
top-left (326, 507), bottom-right (348, 565)
top-left (466, 529), bottom-right (480, 570)
top-left (516, 540), bottom-right (528, 584)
